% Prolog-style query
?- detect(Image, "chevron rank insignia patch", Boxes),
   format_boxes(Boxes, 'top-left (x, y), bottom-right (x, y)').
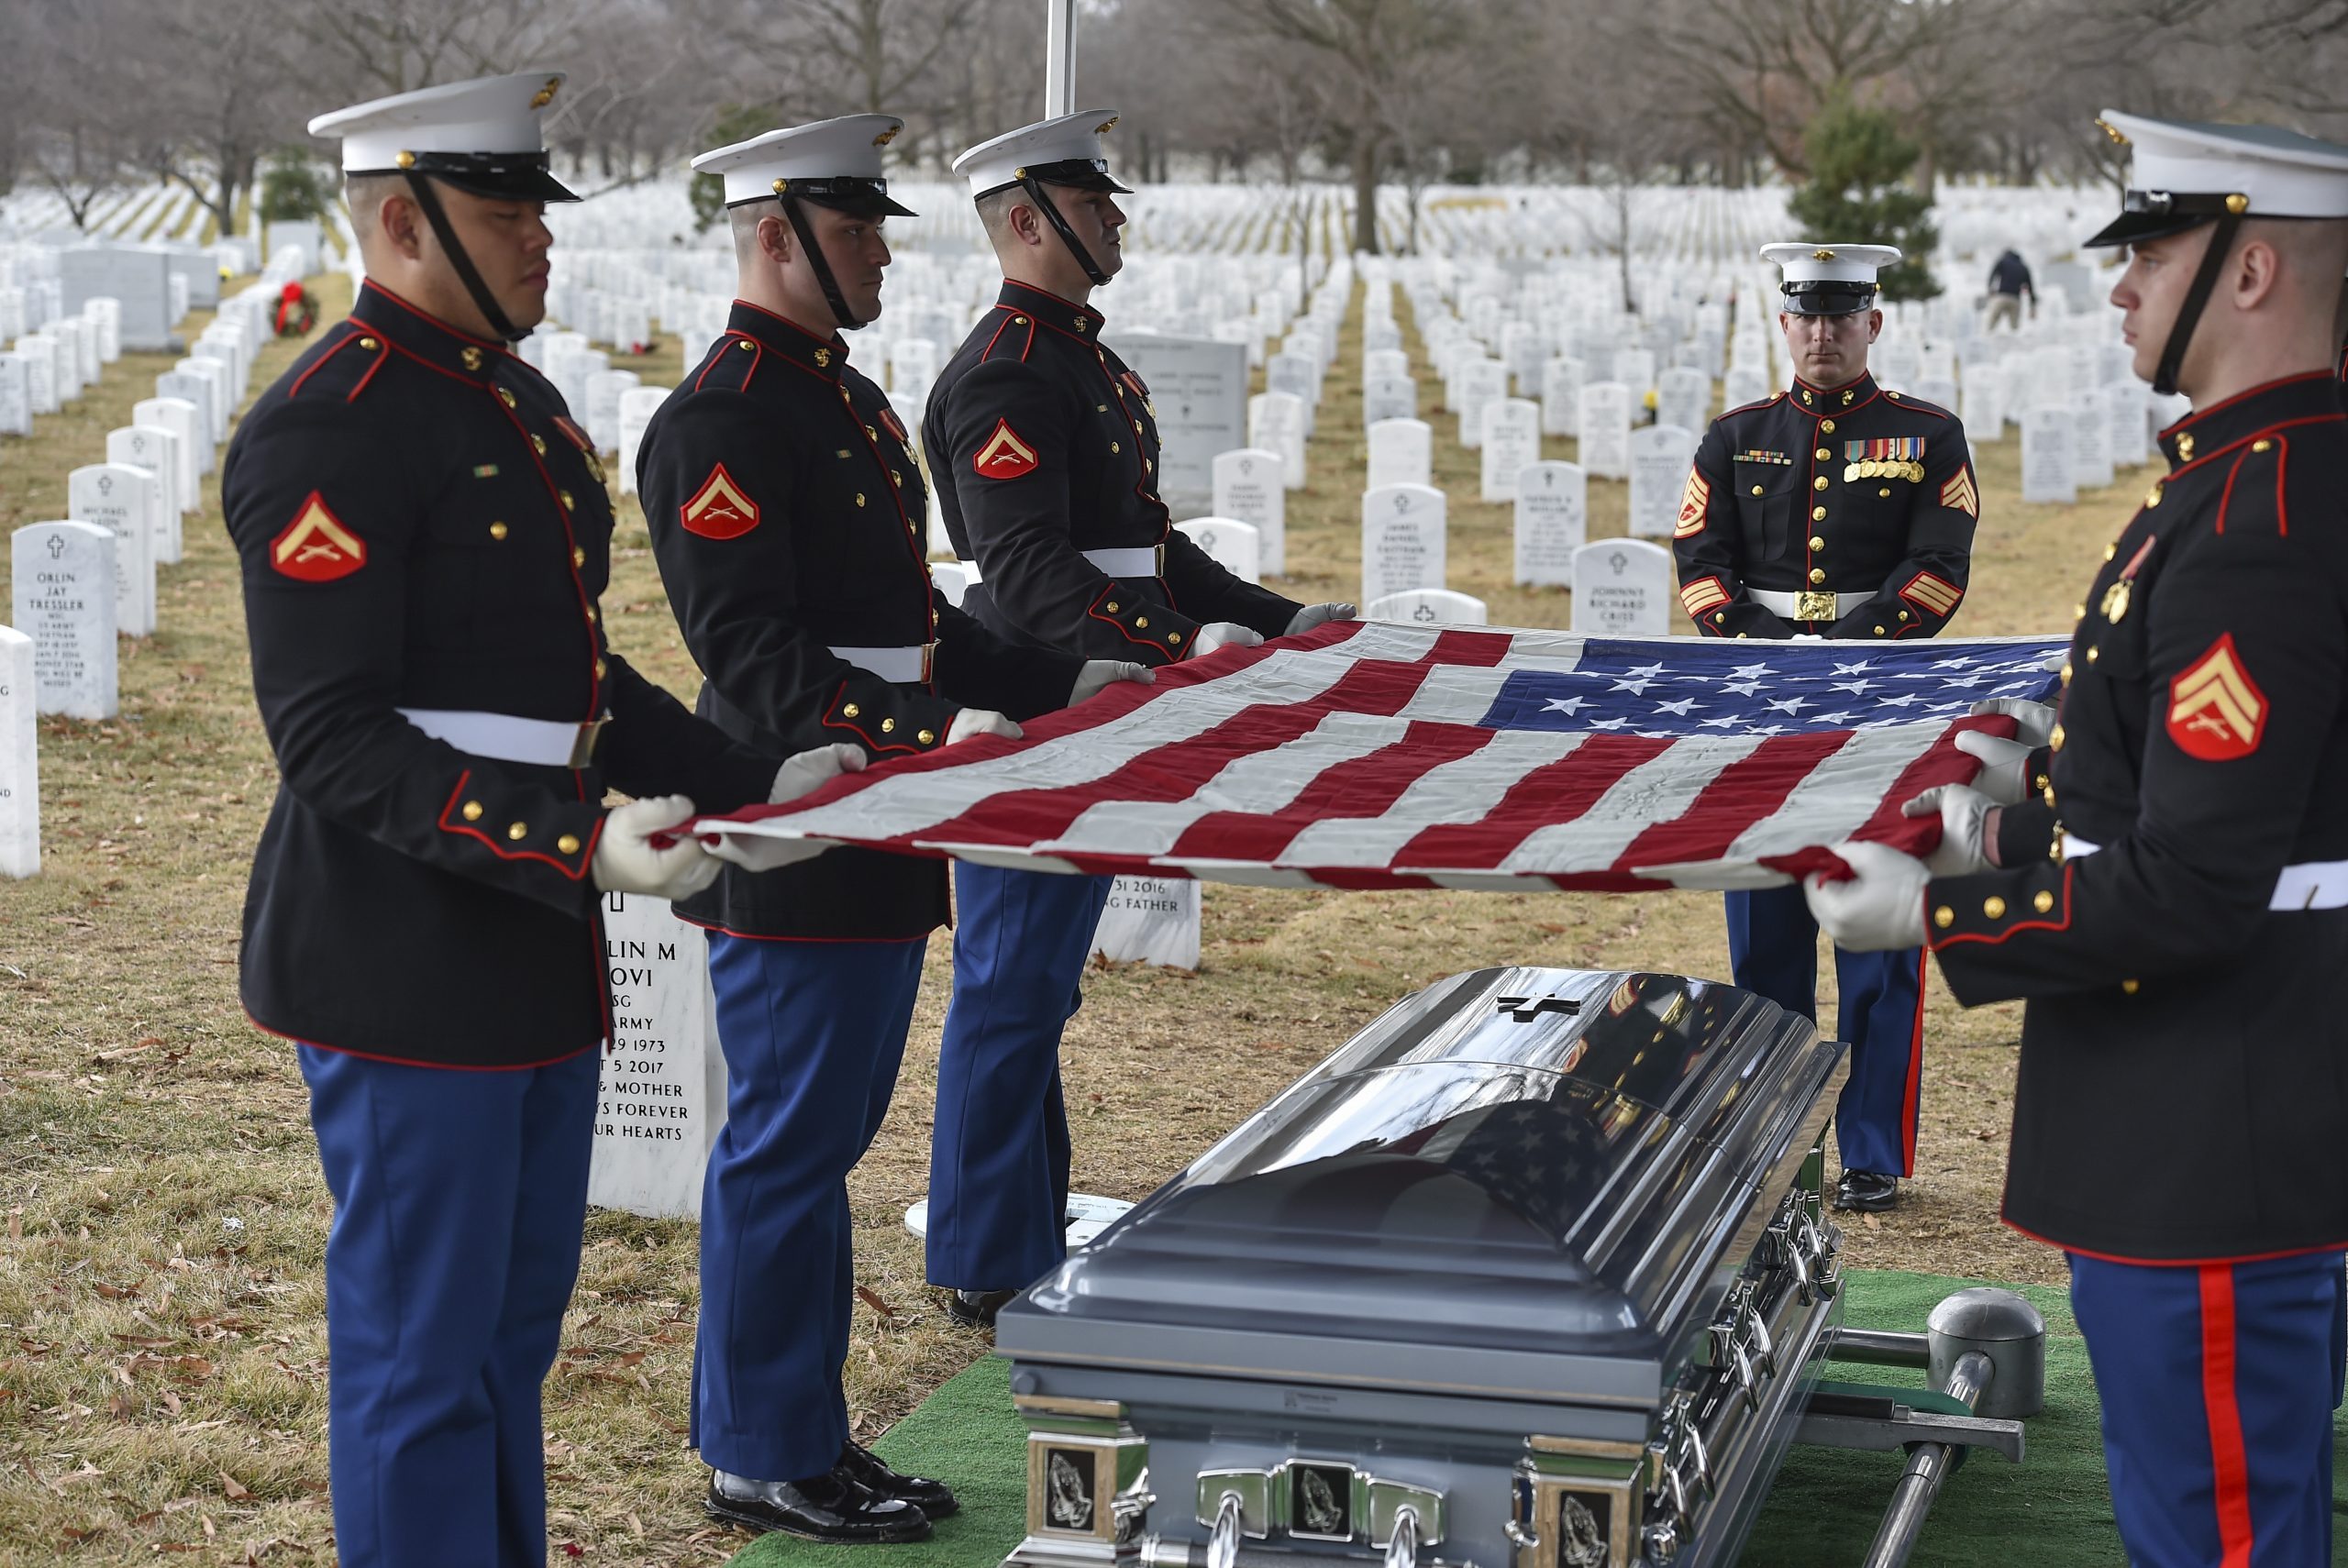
top-left (1900, 571), bottom-right (1963, 617)
top-left (1675, 469), bottom-right (1711, 537)
top-left (270, 491), bottom-right (366, 581)
top-left (1678, 576), bottom-right (1729, 619)
top-left (681, 462), bottom-right (760, 539)
top-left (973, 417), bottom-right (1039, 480)
top-left (2167, 634), bottom-right (2266, 760)
top-left (1939, 467), bottom-right (1979, 519)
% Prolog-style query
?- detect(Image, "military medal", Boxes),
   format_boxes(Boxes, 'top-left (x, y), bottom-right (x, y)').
top-left (1846, 437), bottom-right (1926, 484)
top-left (2103, 534), bottom-right (2156, 624)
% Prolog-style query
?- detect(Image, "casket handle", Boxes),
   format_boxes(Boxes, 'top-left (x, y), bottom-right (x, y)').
top-left (1206, 1491), bottom-right (1243, 1568)
top-left (1383, 1505), bottom-right (1421, 1568)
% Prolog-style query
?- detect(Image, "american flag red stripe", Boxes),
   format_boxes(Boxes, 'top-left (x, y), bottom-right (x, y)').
top-left (696, 621), bottom-right (2062, 891)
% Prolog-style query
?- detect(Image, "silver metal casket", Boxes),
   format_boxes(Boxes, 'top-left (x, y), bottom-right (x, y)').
top-left (998, 966), bottom-right (1850, 1568)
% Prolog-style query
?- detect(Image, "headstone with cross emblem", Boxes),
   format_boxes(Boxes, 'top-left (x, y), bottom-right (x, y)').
top-left (1361, 483), bottom-right (1446, 606)
top-left (1514, 460), bottom-right (1589, 587)
top-left (1362, 373), bottom-right (1416, 426)
top-left (107, 427), bottom-right (184, 562)
top-left (1627, 425), bottom-right (1697, 539)
top-left (1176, 518), bottom-right (1261, 585)
top-left (1211, 448), bottom-right (1286, 576)
top-left (133, 397), bottom-right (205, 501)
top-left (67, 466), bottom-right (158, 637)
top-left (1455, 359), bottom-right (1508, 451)
top-left (1368, 588), bottom-right (1488, 626)
top-left (586, 891), bottom-right (728, 1220)
top-left (11, 522), bottom-right (118, 718)
top-left (154, 373), bottom-right (217, 471)
top-left (1104, 334), bottom-right (1247, 517)
top-left (0, 624), bottom-right (34, 878)
top-left (1479, 398), bottom-right (1542, 502)
top-left (1570, 538), bottom-right (1672, 636)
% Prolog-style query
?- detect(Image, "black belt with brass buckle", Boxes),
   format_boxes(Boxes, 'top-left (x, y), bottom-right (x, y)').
top-left (567, 712), bottom-right (611, 769)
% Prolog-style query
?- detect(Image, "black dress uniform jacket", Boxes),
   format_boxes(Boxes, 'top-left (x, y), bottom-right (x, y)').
top-left (223, 282), bottom-right (776, 1069)
top-left (639, 301), bottom-right (1079, 941)
top-left (1929, 372), bottom-right (2348, 1261)
top-left (1675, 370), bottom-right (1978, 640)
top-left (925, 280), bottom-right (1297, 661)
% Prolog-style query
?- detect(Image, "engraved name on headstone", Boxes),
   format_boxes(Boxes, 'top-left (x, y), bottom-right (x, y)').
top-left (1571, 538), bottom-right (1673, 636)
top-left (1360, 482), bottom-right (1447, 605)
top-left (1211, 448), bottom-right (1286, 577)
top-left (586, 892), bottom-right (727, 1221)
top-left (1578, 381), bottom-right (1632, 480)
top-left (67, 465), bottom-right (157, 638)
top-left (1514, 460), bottom-right (1589, 587)
top-left (2021, 406), bottom-right (2077, 505)
top-left (11, 522), bottom-right (118, 719)
top-left (1627, 425), bottom-right (1697, 539)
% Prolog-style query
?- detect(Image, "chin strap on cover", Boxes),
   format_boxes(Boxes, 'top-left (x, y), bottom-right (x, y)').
top-left (402, 171), bottom-right (526, 345)
top-left (777, 193), bottom-right (863, 331)
top-left (2153, 214), bottom-right (2243, 398)
top-left (1019, 173), bottom-right (1109, 288)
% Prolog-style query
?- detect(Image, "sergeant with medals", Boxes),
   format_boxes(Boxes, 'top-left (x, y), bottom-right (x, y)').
top-left (1810, 114), bottom-right (2348, 1567)
top-left (637, 116), bottom-right (1143, 1542)
top-left (921, 110), bottom-right (1351, 1323)
top-left (225, 73), bottom-right (849, 1567)
top-left (1673, 242), bottom-right (1983, 1212)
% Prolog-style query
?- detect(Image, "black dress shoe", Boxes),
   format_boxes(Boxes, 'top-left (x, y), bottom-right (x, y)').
top-left (1834, 1170), bottom-right (1900, 1211)
top-left (704, 1465), bottom-right (932, 1543)
top-left (839, 1439), bottom-right (959, 1518)
top-left (946, 1287), bottom-right (1016, 1328)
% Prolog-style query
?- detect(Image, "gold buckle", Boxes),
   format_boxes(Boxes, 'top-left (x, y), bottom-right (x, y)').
top-left (567, 713), bottom-right (609, 769)
top-left (1794, 591), bottom-right (1838, 623)
top-left (1152, 542), bottom-right (1168, 576)
top-left (919, 642), bottom-right (937, 685)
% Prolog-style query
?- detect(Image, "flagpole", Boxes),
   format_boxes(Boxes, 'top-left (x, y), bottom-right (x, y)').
top-left (1045, 0), bottom-right (1076, 117)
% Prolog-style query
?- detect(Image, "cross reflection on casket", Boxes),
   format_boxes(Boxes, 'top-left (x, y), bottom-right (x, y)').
top-left (995, 967), bottom-right (2043, 1568)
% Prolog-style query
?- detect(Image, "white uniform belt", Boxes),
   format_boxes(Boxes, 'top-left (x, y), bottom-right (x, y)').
top-left (829, 644), bottom-right (936, 684)
top-left (399, 707), bottom-right (605, 767)
top-left (959, 544), bottom-right (1165, 586)
top-left (2061, 834), bottom-right (2348, 911)
top-left (1749, 588), bottom-right (1873, 621)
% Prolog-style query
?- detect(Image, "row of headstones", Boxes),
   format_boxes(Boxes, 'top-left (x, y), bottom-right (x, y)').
top-left (1, 291), bottom-right (266, 878)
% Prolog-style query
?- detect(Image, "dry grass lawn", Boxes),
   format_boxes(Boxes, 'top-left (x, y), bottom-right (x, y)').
top-left (0, 260), bottom-right (2144, 1564)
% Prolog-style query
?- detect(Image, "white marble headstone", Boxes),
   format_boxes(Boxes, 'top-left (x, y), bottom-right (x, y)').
top-left (154, 374), bottom-right (217, 470)
top-left (1541, 356), bottom-right (1584, 436)
top-left (1627, 425), bottom-right (1698, 539)
top-left (1360, 483), bottom-right (1447, 605)
top-left (1479, 398), bottom-right (1542, 502)
top-left (1247, 391), bottom-right (1308, 491)
top-left (1362, 374), bottom-right (1416, 425)
top-left (615, 385), bottom-right (670, 496)
top-left (2021, 406), bottom-right (2077, 505)
top-left (1578, 381), bottom-right (1632, 480)
top-left (2104, 380), bottom-right (2149, 469)
top-left (0, 354), bottom-right (27, 436)
top-left (67, 466), bottom-right (158, 637)
top-left (584, 369), bottom-right (641, 454)
top-left (586, 892), bottom-right (727, 1221)
top-left (1722, 365), bottom-right (1770, 416)
top-left (1368, 588), bottom-right (1487, 626)
top-left (1571, 539), bottom-right (1674, 636)
top-left (1513, 461), bottom-right (1589, 587)
top-left (11, 522), bottom-right (118, 719)
top-left (1177, 517), bottom-right (1262, 585)
top-left (1455, 359), bottom-right (1508, 450)
top-left (107, 427), bottom-right (184, 559)
top-left (133, 397), bottom-right (205, 498)
top-left (1211, 449), bottom-right (1286, 577)
top-left (2073, 392), bottom-right (2115, 491)
top-left (0, 625), bottom-right (33, 878)
top-left (1365, 418), bottom-right (1432, 491)
top-left (19, 336), bottom-right (59, 414)
top-left (1091, 876), bottom-right (1202, 971)
top-left (1656, 367), bottom-right (1709, 437)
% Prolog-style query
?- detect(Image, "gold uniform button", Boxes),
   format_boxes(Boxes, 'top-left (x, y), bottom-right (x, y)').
top-left (2042, 785), bottom-right (2057, 807)
top-left (531, 434), bottom-right (548, 456)
top-left (1808, 567), bottom-right (1826, 584)
top-left (2087, 646), bottom-right (2100, 663)
top-left (557, 834), bottom-right (581, 855)
top-left (891, 469), bottom-right (902, 486)
top-left (737, 339), bottom-right (754, 352)
top-left (1814, 476), bottom-right (1830, 491)
top-left (2121, 978), bottom-right (2141, 995)
top-left (917, 728), bottom-right (936, 745)
top-left (1111, 442), bottom-right (1121, 454)
top-left (583, 605), bottom-right (598, 624)
top-left (1752, 485), bottom-right (1765, 496)
top-left (1899, 610), bottom-right (1912, 622)
top-left (594, 657), bottom-right (607, 679)
top-left (359, 336), bottom-right (381, 350)
top-left (1814, 447), bottom-right (1831, 460)
top-left (2033, 889), bottom-right (2055, 913)
top-left (880, 718), bottom-right (896, 734)
top-left (497, 387), bottom-right (517, 407)
top-left (1809, 536), bottom-right (1826, 550)
top-left (507, 823), bottom-right (528, 841)
top-left (2060, 662), bottom-right (2073, 684)
top-left (1879, 487), bottom-right (1892, 498)
top-left (1933, 905), bottom-right (1955, 929)
top-left (865, 425), bottom-right (877, 440)
top-left (855, 493), bottom-right (867, 507)
top-left (571, 547), bottom-right (585, 568)
top-left (1014, 315), bottom-right (1029, 325)
top-left (2049, 724), bottom-right (2066, 752)
top-left (461, 801), bottom-right (484, 822)
top-left (1821, 419), bottom-right (1836, 433)
top-left (489, 521), bottom-right (509, 540)
top-left (843, 702), bottom-right (861, 718)
top-left (1984, 896), bottom-right (2007, 920)
top-left (559, 490), bottom-right (574, 512)
top-left (1104, 602), bottom-right (1120, 613)
top-left (1874, 625), bottom-right (1887, 635)
top-left (2104, 543), bottom-right (2118, 561)
top-left (2253, 438), bottom-right (2274, 453)
top-left (1135, 616), bottom-right (1149, 629)
top-left (1168, 632), bottom-right (1183, 646)
top-left (1812, 505), bottom-right (1827, 521)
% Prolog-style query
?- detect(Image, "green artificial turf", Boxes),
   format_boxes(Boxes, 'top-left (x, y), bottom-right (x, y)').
top-left (729, 1269), bottom-right (2348, 1567)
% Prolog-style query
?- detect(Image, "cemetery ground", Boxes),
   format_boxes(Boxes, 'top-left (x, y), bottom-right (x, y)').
top-left (0, 270), bottom-right (2118, 1566)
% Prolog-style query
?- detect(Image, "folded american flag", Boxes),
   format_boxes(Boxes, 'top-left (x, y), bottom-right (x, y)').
top-left (698, 622), bottom-right (2065, 891)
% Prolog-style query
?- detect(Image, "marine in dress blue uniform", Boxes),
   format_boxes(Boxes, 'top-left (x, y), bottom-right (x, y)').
top-left (637, 116), bottom-right (1128, 1543)
top-left (1808, 113), bottom-right (2348, 1568)
top-left (922, 111), bottom-right (1348, 1320)
top-left (1674, 241), bottom-right (1980, 1211)
top-left (228, 74), bottom-right (846, 1568)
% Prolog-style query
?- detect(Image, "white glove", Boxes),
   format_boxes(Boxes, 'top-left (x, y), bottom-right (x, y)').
top-left (947, 708), bottom-right (1023, 745)
top-left (1969, 696), bottom-right (2057, 749)
top-left (1902, 784), bottom-right (1998, 876)
top-left (1193, 622), bottom-right (1264, 657)
top-left (593, 795), bottom-right (723, 901)
top-left (770, 743), bottom-right (866, 804)
top-left (1954, 730), bottom-right (2035, 805)
top-left (1070, 659), bottom-right (1155, 705)
top-left (1284, 602), bottom-right (1356, 636)
top-left (1802, 840), bottom-right (1930, 952)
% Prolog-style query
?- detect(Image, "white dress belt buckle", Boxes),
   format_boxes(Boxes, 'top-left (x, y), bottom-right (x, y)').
top-left (398, 707), bottom-right (606, 768)
top-left (829, 644), bottom-right (936, 685)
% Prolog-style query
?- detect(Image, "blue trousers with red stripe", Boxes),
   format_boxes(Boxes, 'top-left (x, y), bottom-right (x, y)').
top-left (2069, 1250), bottom-right (2345, 1567)
top-left (1724, 884), bottom-right (1923, 1176)
top-left (693, 933), bottom-right (925, 1483)
top-left (926, 863), bottom-right (1116, 1292)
